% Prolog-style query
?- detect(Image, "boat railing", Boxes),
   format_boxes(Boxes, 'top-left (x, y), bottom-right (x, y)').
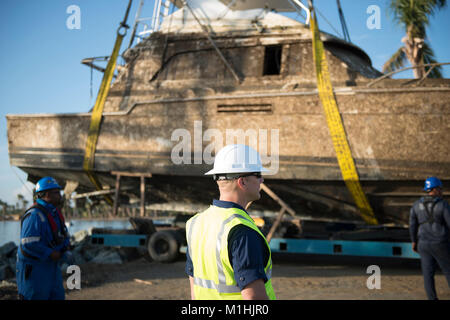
top-left (128, 0), bottom-right (173, 48)
top-left (129, 0), bottom-right (311, 47)
top-left (367, 62), bottom-right (450, 87)
top-left (287, 0), bottom-right (311, 25)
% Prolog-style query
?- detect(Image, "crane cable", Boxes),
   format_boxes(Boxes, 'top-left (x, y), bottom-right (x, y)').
top-left (83, 0), bottom-right (132, 205)
top-left (336, 0), bottom-right (351, 43)
top-left (309, 2), bottom-right (378, 225)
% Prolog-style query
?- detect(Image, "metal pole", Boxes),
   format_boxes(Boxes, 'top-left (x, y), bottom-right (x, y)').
top-left (367, 62), bottom-right (450, 87)
top-left (337, 0), bottom-right (351, 42)
top-left (140, 176), bottom-right (146, 217)
top-left (163, 0), bottom-right (171, 16)
top-left (121, 0), bottom-right (133, 29)
top-left (113, 174), bottom-right (121, 216)
top-left (287, 0), bottom-right (311, 25)
top-left (152, 0), bottom-right (163, 32)
top-left (151, 0), bottom-right (159, 32)
top-left (128, 0), bottom-right (145, 49)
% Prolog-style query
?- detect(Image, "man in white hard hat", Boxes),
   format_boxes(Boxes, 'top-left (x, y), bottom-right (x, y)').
top-left (185, 144), bottom-right (276, 300)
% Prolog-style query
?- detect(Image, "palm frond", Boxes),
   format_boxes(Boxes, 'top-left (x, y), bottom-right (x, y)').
top-left (382, 47), bottom-right (407, 74)
top-left (387, 0), bottom-right (447, 78)
top-left (421, 42), bottom-right (443, 78)
top-left (389, 0), bottom-right (447, 37)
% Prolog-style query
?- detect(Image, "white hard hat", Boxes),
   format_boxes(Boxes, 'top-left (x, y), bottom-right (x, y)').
top-left (205, 144), bottom-right (268, 176)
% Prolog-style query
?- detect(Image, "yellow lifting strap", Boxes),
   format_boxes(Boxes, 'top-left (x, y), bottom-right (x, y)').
top-left (82, 1), bottom-right (132, 205)
top-left (82, 33), bottom-right (123, 205)
top-left (309, 9), bottom-right (378, 225)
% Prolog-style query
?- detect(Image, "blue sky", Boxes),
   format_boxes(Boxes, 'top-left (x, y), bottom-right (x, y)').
top-left (0, 0), bottom-right (449, 206)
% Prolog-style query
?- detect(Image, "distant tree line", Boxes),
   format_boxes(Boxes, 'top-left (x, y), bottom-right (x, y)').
top-left (0, 193), bottom-right (138, 220)
top-left (0, 194), bottom-right (30, 218)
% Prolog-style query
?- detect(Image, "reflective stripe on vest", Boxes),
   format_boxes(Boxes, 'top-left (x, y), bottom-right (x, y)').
top-left (193, 277), bottom-right (241, 294)
top-left (187, 206), bottom-right (276, 299)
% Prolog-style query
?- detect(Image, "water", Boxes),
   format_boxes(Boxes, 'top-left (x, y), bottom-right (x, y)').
top-left (0, 219), bottom-right (133, 247)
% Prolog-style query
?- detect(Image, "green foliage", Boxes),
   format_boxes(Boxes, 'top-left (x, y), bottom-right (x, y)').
top-left (385, 0), bottom-right (447, 78)
top-left (382, 47), bottom-right (407, 73)
top-left (0, 198), bottom-right (22, 217)
top-left (422, 42), bottom-right (443, 78)
top-left (390, 0), bottom-right (446, 37)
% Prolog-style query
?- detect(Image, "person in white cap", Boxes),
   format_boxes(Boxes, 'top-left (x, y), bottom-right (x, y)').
top-left (185, 144), bottom-right (276, 300)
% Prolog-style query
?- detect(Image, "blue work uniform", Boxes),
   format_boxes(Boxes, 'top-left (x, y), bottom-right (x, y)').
top-left (186, 200), bottom-right (269, 291)
top-left (409, 196), bottom-right (450, 300)
top-left (16, 199), bottom-right (70, 300)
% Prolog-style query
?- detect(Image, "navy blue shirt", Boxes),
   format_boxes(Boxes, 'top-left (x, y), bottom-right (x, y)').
top-left (185, 200), bottom-right (269, 290)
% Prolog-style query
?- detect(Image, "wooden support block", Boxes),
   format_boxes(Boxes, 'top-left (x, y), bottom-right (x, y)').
top-left (111, 171), bottom-right (152, 178)
top-left (260, 183), bottom-right (302, 238)
top-left (266, 208), bottom-right (286, 243)
top-left (260, 183), bottom-right (297, 217)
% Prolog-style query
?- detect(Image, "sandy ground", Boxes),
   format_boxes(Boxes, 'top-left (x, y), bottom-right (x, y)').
top-left (63, 254), bottom-right (449, 300)
top-left (2, 254), bottom-right (449, 300)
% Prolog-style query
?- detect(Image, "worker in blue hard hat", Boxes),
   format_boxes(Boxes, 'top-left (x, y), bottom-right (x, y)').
top-left (409, 176), bottom-right (450, 300)
top-left (16, 176), bottom-right (71, 300)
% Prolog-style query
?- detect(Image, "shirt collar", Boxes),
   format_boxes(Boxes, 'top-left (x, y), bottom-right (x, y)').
top-left (36, 198), bottom-right (57, 213)
top-left (213, 199), bottom-right (248, 214)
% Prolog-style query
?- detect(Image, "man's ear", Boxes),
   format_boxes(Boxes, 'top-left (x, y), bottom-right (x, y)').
top-left (236, 177), bottom-right (246, 189)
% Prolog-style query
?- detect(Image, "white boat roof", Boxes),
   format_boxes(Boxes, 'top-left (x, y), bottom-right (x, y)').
top-left (219, 0), bottom-right (296, 11)
top-left (160, 0), bottom-right (303, 33)
top-left (169, 0), bottom-right (296, 12)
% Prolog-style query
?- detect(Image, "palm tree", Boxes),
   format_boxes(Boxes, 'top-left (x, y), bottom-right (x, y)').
top-left (383, 0), bottom-right (447, 79)
top-left (0, 199), bottom-right (6, 218)
top-left (17, 194), bottom-right (25, 210)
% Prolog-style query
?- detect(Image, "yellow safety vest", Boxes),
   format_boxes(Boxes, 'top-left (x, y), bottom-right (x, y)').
top-left (186, 205), bottom-right (276, 300)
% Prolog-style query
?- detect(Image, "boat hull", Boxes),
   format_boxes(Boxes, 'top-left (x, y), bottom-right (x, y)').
top-left (7, 85), bottom-right (450, 225)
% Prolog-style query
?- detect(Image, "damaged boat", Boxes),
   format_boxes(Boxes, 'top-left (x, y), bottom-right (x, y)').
top-left (6, 0), bottom-right (450, 225)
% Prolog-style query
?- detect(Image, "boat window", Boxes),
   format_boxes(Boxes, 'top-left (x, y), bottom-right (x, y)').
top-left (263, 45), bottom-right (282, 76)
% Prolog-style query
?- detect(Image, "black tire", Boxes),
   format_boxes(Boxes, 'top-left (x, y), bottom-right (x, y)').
top-left (147, 230), bottom-right (179, 263)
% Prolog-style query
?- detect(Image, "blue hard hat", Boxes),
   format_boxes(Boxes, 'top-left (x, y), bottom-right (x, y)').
top-left (424, 177), bottom-right (442, 191)
top-left (35, 176), bottom-right (62, 193)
